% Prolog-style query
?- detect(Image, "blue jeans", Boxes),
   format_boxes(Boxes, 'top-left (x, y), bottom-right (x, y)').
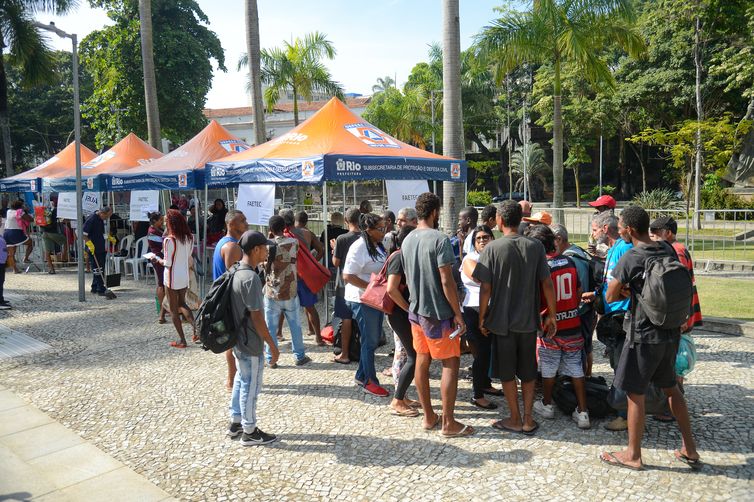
top-left (229, 351), bottom-right (264, 433)
top-left (264, 296), bottom-right (306, 362)
top-left (348, 301), bottom-right (384, 385)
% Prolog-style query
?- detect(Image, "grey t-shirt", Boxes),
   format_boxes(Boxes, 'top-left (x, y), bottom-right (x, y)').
top-left (472, 234), bottom-right (550, 336)
top-left (231, 264), bottom-right (265, 357)
top-left (400, 228), bottom-right (456, 321)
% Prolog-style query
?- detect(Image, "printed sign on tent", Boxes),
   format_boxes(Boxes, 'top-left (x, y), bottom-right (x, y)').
top-left (236, 183), bottom-right (275, 226)
top-left (82, 192), bottom-right (101, 215)
top-left (129, 190), bottom-right (160, 222)
top-left (386, 180), bottom-right (429, 214)
top-left (57, 192), bottom-right (77, 220)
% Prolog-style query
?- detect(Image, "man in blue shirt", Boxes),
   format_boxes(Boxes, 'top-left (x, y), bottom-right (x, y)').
top-left (82, 207), bottom-right (112, 296)
top-left (583, 211), bottom-right (632, 431)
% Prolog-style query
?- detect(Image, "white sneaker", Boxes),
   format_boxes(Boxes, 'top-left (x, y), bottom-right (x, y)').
top-left (572, 408), bottom-right (591, 429)
top-left (534, 399), bottom-right (555, 418)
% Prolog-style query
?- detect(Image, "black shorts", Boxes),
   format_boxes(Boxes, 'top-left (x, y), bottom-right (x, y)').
top-left (333, 295), bottom-right (352, 320)
top-left (491, 330), bottom-right (537, 383)
top-left (580, 311), bottom-right (596, 354)
top-left (613, 340), bottom-right (679, 395)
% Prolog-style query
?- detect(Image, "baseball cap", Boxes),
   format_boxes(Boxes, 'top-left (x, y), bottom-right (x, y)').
top-left (238, 230), bottom-right (274, 253)
top-left (522, 211), bottom-right (552, 225)
top-left (649, 215), bottom-right (678, 235)
top-left (588, 195), bottom-right (617, 209)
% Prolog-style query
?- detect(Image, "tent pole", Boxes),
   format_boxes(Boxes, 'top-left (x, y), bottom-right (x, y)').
top-left (342, 182), bottom-right (346, 213)
top-left (225, 187), bottom-right (231, 208)
top-left (322, 182), bottom-right (329, 324)
top-left (202, 185), bottom-right (209, 297)
top-left (352, 181), bottom-right (356, 206)
top-left (193, 188), bottom-right (200, 277)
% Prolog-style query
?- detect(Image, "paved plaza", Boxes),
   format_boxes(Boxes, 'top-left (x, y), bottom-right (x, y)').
top-left (0, 270), bottom-right (752, 501)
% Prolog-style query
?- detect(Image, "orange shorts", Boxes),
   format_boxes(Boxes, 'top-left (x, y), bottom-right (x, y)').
top-left (411, 319), bottom-right (460, 360)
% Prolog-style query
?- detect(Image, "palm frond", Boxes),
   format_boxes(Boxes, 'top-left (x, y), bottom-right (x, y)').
top-left (4, 6), bottom-right (55, 86)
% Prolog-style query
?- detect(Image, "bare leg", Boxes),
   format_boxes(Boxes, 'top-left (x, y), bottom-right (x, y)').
top-left (225, 349), bottom-right (237, 391)
top-left (521, 380), bottom-right (537, 431)
top-left (541, 377), bottom-right (556, 405)
top-left (415, 352), bottom-right (437, 429)
top-left (176, 289), bottom-right (196, 339)
top-left (497, 379), bottom-right (523, 431)
top-left (601, 392), bottom-right (645, 469)
top-left (440, 356), bottom-right (469, 435)
top-left (334, 319), bottom-right (352, 363)
top-left (664, 384), bottom-right (699, 460)
top-left (571, 377), bottom-right (589, 413)
top-left (305, 306), bottom-right (322, 344)
top-left (45, 249), bottom-right (55, 272)
top-left (157, 286), bottom-right (166, 322)
top-left (166, 288), bottom-right (187, 345)
top-left (7, 246), bottom-right (18, 273)
top-left (23, 239), bottom-right (33, 262)
top-left (586, 352), bottom-right (593, 377)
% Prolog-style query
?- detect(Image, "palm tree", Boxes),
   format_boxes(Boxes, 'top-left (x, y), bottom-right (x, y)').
top-left (477, 0), bottom-right (645, 221)
top-left (371, 75), bottom-right (395, 94)
top-left (139, 0), bottom-right (161, 149)
top-left (442, 0), bottom-right (465, 232)
top-left (510, 142), bottom-right (550, 199)
top-left (0, 0), bottom-right (75, 177)
top-left (239, 32), bottom-right (344, 126)
top-left (245, 0), bottom-right (265, 145)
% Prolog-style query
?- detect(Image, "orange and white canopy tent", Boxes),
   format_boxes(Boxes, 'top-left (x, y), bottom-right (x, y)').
top-left (206, 97), bottom-right (466, 186)
top-left (0, 142), bottom-right (97, 192)
top-left (103, 120), bottom-right (249, 191)
top-left (43, 133), bottom-right (164, 192)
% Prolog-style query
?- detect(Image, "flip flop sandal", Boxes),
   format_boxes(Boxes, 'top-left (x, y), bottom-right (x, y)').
top-left (675, 451), bottom-right (702, 470)
top-left (441, 424), bottom-right (475, 438)
top-left (157, 319), bottom-right (167, 324)
top-left (423, 413), bottom-right (441, 431)
top-left (491, 420), bottom-right (523, 434)
top-left (652, 415), bottom-right (676, 423)
top-left (169, 341), bottom-right (187, 349)
top-left (406, 400), bottom-right (422, 409)
top-left (391, 407), bottom-right (420, 417)
top-left (522, 421), bottom-right (540, 436)
top-left (192, 335), bottom-right (201, 344)
top-left (483, 388), bottom-right (504, 397)
top-left (471, 398), bottom-right (498, 410)
top-left (332, 358), bottom-right (351, 365)
top-left (600, 452), bottom-right (644, 471)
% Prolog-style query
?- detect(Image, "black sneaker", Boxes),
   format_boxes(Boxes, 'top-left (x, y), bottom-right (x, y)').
top-left (227, 422), bottom-right (242, 438)
top-left (0, 304), bottom-right (11, 311)
top-left (240, 427), bottom-right (277, 446)
top-left (295, 355), bottom-right (311, 366)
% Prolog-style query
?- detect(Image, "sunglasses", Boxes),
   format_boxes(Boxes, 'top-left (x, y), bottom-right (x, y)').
top-left (476, 234), bottom-right (491, 242)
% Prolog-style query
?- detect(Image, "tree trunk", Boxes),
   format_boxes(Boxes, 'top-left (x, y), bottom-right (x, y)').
top-left (139, 0), bottom-right (161, 149)
top-left (693, 10), bottom-right (703, 230)
top-left (245, 0), bottom-right (266, 145)
top-left (0, 40), bottom-right (13, 178)
top-left (293, 85), bottom-right (299, 126)
top-left (573, 166), bottom-right (581, 208)
top-left (724, 95), bottom-right (754, 186)
top-left (618, 131), bottom-right (627, 196)
top-left (552, 60), bottom-right (564, 222)
top-left (466, 130), bottom-right (490, 155)
top-left (628, 141), bottom-right (647, 192)
top-left (441, 0), bottom-right (464, 233)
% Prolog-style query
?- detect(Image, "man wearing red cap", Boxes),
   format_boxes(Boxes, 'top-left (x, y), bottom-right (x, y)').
top-left (588, 195), bottom-right (617, 213)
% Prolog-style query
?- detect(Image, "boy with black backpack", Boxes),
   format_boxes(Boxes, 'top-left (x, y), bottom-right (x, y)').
top-left (600, 206), bottom-right (700, 471)
top-left (227, 231), bottom-right (280, 446)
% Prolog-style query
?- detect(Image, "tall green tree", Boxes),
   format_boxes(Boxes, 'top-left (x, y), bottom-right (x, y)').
top-left (138, 0), bottom-right (161, 149)
top-left (371, 75), bottom-right (394, 94)
top-left (477, 0), bottom-right (645, 218)
top-left (442, 0), bottom-right (464, 231)
top-left (240, 32), bottom-right (344, 126)
top-left (82, 0), bottom-right (225, 148)
top-left (245, 0), bottom-right (265, 145)
top-left (0, 0), bottom-right (75, 177)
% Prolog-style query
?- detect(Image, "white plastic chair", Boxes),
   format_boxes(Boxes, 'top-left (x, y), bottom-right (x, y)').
top-left (110, 235), bottom-right (133, 274)
top-left (124, 236), bottom-right (148, 280)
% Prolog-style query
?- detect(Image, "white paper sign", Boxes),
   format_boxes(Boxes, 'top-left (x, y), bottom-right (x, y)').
top-left (386, 180), bottom-right (429, 214)
top-left (236, 184), bottom-right (275, 226)
top-left (129, 190), bottom-right (160, 221)
top-left (57, 192), bottom-right (77, 220)
top-left (82, 192), bottom-right (101, 215)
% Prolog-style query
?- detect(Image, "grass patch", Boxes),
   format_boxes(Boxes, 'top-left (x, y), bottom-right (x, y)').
top-left (695, 276), bottom-right (754, 321)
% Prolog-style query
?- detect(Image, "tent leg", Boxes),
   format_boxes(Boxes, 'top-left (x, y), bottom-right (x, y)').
top-left (352, 181), bottom-right (357, 206)
top-left (342, 182), bottom-right (346, 213)
top-left (322, 182), bottom-right (329, 324)
top-left (202, 185), bottom-right (209, 297)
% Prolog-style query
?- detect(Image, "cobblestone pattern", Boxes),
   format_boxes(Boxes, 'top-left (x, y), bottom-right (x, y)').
top-left (0, 271), bottom-right (752, 501)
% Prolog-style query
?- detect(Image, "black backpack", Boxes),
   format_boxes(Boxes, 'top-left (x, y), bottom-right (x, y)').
top-left (552, 375), bottom-right (614, 418)
top-left (634, 242), bottom-right (693, 330)
top-left (196, 263), bottom-right (240, 353)
top-left (332, 315), bottom-right (361, 361)
top-left (563, 246), bottom-right (599, 292)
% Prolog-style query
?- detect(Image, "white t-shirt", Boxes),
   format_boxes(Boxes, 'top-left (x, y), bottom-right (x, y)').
top-left (4, 209), bottom-right (21, 230)
top-left (463, 233), bottom-right (474, 256)
top-left (343, 237), bottom-right (386, 303)
top-left (460, 250), bottom-right (481, 308)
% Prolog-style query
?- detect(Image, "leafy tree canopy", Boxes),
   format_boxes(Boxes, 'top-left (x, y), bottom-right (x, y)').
top-left (81, 0), bottom-right (226, 148)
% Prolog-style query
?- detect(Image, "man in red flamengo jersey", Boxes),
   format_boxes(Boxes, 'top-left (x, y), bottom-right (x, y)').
top-left (526, 225), bottom-right (591, 429)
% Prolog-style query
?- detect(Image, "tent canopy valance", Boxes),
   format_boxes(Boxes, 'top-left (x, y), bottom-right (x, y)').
top-left (0, 142), bottom-right (97, 192)
top-left (102, 120), bottom-right (249, 191)
top-left (205, 97), bottom-right (466, 187)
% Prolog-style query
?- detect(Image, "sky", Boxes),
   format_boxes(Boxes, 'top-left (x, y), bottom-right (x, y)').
top-left (36, 0), bottom-right (504, 109)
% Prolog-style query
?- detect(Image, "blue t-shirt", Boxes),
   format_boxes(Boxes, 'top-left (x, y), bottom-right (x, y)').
top-left (601, 239), bottom-right (632, 314)
top-left (212, 236), bottom-right (238, 281)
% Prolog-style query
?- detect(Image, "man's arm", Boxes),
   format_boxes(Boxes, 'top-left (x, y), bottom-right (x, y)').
top-left (478, 281), bottom-right (491, 336)
top-left (387, 273), bottom-right (409, 312)
top-left (250, 310), bottom-right (278, 365)
top-left (439, 264), bottom-right (465, 336)
top-left (222, 242), bottom-right (243, 270)
top-left (540, 276), bottom-right (557, 337)
top-left (606, 277), bottom-right (629, 303)
top-left (308, 230), bottom-right (324, 258)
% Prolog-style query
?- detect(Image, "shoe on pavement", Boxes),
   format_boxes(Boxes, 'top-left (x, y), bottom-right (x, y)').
top-left (295, 355), bottom-right (312, 366)
top-left (572, 408), bottom-right (591, 429)
top-left (0, 304), bottom-right (11, 310)
top-left (363, 381), bottom-right (390, 397)
top-left (227, 422), bottom-right (242, 438)
top-left (604, 416), bottom-right (628, 431)
top-left (240, 427), bottom-right (277, 446)
top-left (534, 399), bottom-right (555, 419)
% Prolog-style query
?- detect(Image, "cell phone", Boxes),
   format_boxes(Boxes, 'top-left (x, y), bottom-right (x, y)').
top-left (449, 325), bottom-right (463, 340)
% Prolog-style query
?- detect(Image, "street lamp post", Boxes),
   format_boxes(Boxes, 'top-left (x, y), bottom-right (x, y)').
top-left (34, 21), bottom-right (85, 302)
